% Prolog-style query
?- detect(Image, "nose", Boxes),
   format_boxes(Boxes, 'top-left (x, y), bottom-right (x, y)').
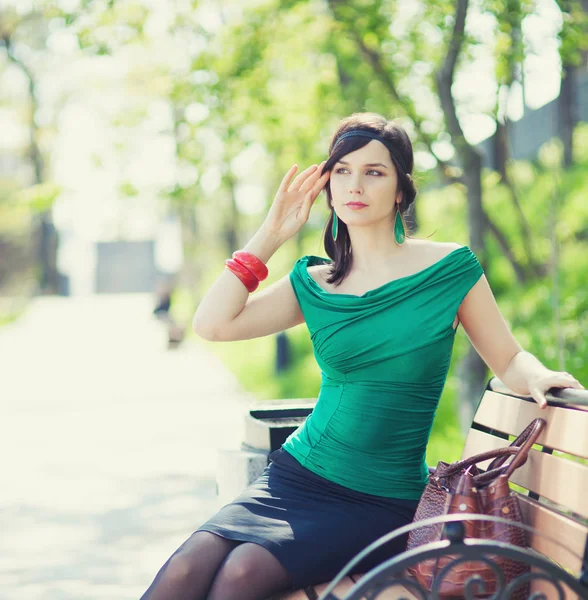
top-left (348, 177), bottom-right (363, 195)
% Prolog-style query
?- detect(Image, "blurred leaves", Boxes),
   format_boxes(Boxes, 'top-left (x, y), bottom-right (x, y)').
top-left (1, 0), bottom-right (587, 452)
top-left (12, 182), bottom-right (61, 213)
top-left (555, 0), bottom-right (588, 66)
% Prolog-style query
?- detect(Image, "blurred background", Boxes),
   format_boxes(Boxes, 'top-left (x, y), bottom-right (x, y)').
top-left (0, 0), bottom-right (586, 598)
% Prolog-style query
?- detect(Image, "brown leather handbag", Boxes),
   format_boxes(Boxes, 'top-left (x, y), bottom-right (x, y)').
top-left (406, 418), bottom-right (546, 598)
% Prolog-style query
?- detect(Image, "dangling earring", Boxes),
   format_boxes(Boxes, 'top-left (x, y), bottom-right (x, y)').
top-left (394, 205), bottom-right (405, 245)
top-left (332, 209), bottom-right (338, 241)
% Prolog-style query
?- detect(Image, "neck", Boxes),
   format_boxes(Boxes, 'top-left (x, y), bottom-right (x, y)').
top-left (346, 222), bottom-right (410, 273)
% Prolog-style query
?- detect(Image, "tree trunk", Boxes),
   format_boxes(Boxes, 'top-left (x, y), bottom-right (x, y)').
top-left (493, 117), bottom-right (540, 280)
top-left (436, 0), bottom-right (489, 431)
top-left (559, 63), bottom-right (577, 168)
top-left (457, 343), bottom-right (488, 432)
top-left (457, 154), bottom-right (489, 429)
top-left (4, 33), bottom-right (59, 294)
top-left (225, 177), bottom-right (240, 255)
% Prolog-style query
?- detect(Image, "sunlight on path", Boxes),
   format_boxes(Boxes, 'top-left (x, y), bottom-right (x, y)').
top-left (0, 294), bottom-right (251, 599)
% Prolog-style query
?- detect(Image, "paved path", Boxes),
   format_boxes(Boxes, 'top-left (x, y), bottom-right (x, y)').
top-left (0, 294), bottom-right (253, 600)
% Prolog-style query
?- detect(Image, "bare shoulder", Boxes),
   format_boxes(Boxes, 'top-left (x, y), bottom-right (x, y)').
top-left (307, 262), bottom-right (333, 288)
top-left (305, 241), bottom-right (463, 292)
top-left (406, 239), bottom-right (463, 262)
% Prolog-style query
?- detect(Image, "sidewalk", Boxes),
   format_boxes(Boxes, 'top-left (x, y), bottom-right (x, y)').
top-left (0, 294), bottom-right (254, 600)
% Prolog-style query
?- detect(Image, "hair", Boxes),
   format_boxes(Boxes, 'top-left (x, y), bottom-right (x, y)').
top-left (321, 112), bottom-right (418, 286)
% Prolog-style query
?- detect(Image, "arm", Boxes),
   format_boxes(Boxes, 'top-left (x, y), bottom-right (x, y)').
top-left (458, 276), bottom-right (584, 409)
top-left (193, 161), bottom-right (330, 342)
top-left (192, 227), bottom-right (304, 341)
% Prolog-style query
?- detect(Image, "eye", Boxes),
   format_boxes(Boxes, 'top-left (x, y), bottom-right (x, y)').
top-left (335, 168), bottom-right (383, 176)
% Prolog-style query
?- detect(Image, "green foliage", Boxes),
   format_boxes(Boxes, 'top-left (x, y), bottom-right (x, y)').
top-left (485, 0), bottom-right (536, 86)
top-left (418, 124), bottom-right (588, 385)
top-left (118, 181), bottom-right (139, 197)
top-left (4, 0), bottom-right (586, 465)
top-left (12, 182), bottom-right (61, 213)
top-left (555, 0), bottom-right (588, 66)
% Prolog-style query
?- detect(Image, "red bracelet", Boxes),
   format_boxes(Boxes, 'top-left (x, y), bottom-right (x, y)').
top-left (232, 251), bottom-right (268, 281)
top-left (225, 259), bottom-right (259, 292)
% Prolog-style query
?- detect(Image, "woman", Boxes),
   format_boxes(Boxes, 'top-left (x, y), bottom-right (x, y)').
top-left (140, 112), bottom-right (584, 600)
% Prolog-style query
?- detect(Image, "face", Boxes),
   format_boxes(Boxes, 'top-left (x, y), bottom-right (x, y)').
top-left (329, 140), bottom-right (401, 226)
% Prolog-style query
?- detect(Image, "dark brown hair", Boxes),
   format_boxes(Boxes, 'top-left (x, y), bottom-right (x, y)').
top-left (321, 112), bottom-right (417, 286)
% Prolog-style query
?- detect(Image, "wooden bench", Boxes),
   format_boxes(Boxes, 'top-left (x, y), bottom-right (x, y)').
top-left (272, 377), bottom-right (588, 600)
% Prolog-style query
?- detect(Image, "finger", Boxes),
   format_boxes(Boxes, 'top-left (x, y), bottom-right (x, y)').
top-left (556, 376), bottom-right (583, 387)
top-left (291, 165), bottom-right (320, 192)
top-left (555, 380), bottom-right (585, 390)
top-left (299, 161), bottom-right (327, 193)
top-left (313, 169), bottom-right (331, 194)
top-left (557, 381), bottom-right (586, 390)
top-left (289, 164), bottom-right (318, 192)
top-left (302, 175), bottom-right (330, 210)
top-left (296, 161), bottom-right (327, 192)
top-left (307, 163), bottom-right (330, 192)
top-left (536, 394), bottom-right (548, 410)
top-left (301, 186), bottom-right (321, 220)
top-left (277, 164), bottom-right (299, 195)
top-left (555, 371), bottom-right (581, 382)
top-left (564, 374), bottom-right (585, 388)
top-left (312, 170), bottom-right (331, 195)
top-left (530, 387), bottom-right (547, 409)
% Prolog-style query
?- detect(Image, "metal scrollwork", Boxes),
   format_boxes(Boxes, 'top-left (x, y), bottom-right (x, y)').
top-left (317, 514), bottom-right (588, 600)
top-left (359, 575), bottom-right (428, 600)
top-left (503, 571), bottom-right (567, 600)
top-left (431, 554), bottom-right (506, 599)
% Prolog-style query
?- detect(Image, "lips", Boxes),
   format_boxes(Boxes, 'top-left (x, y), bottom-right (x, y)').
top-left (346, 202), bottom-right (367, 207)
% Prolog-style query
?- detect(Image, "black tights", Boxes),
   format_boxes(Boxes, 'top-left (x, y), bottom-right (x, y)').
top-left (140, 531), bottom-right (294, 600)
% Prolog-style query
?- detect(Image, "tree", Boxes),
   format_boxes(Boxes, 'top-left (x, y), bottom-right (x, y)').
top-left (555, 0), bottom-right (588, 166)
top-left (0, 6), bottom-right (60, 294)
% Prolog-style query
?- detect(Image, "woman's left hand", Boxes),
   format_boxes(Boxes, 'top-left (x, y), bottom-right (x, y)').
top-left (528, 370), bottom-right (585, 409)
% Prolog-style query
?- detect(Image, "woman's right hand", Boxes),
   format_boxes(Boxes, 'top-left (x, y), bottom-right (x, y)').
top-left (261, 161), bottom-right (330, 244)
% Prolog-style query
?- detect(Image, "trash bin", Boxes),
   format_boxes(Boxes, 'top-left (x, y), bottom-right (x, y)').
top-left (216, 398), bottom-right (316, 506)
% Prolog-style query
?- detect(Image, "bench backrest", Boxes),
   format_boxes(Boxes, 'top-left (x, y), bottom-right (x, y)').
top-left (461, 377), bottom-right (588, 589)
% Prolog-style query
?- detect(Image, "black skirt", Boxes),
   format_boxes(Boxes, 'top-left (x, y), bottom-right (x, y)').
top-left (196, 447), bottom-right (419, 590)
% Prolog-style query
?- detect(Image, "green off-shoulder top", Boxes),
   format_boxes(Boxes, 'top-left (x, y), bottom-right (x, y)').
top-left (282, 245), bottom-right (484, 500)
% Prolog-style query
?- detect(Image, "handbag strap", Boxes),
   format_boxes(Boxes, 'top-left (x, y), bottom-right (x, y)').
top-left (437, 418), bottom-right (546, 481)
top-left (437, 446), bottom-right (519, 478)
top-left (485, 418), bottom-right (546, 478)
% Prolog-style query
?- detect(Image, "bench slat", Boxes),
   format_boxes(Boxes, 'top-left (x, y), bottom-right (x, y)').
top-left (463, 429), bottom-right (588, 520)
top-left (473, 391), bottom-right (588, 458)
top-left (518, 495), bottom-right (587, 575)
top-left (529, 571), bottom-right (581, 600)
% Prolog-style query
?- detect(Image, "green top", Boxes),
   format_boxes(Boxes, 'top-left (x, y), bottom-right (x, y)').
top-left (282, 245), bottom-right (484, 499)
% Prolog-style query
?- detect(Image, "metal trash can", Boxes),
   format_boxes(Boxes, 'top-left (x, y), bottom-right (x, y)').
top-left (216, 399), bottom-right (316, 506)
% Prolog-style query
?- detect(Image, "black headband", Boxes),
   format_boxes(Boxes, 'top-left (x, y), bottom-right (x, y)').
top-left (333, 130), bottom-right (409, 174)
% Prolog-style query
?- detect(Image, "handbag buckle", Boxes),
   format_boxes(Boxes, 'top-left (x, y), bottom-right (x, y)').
top-left (431, 475), bottom-right (450, 493)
